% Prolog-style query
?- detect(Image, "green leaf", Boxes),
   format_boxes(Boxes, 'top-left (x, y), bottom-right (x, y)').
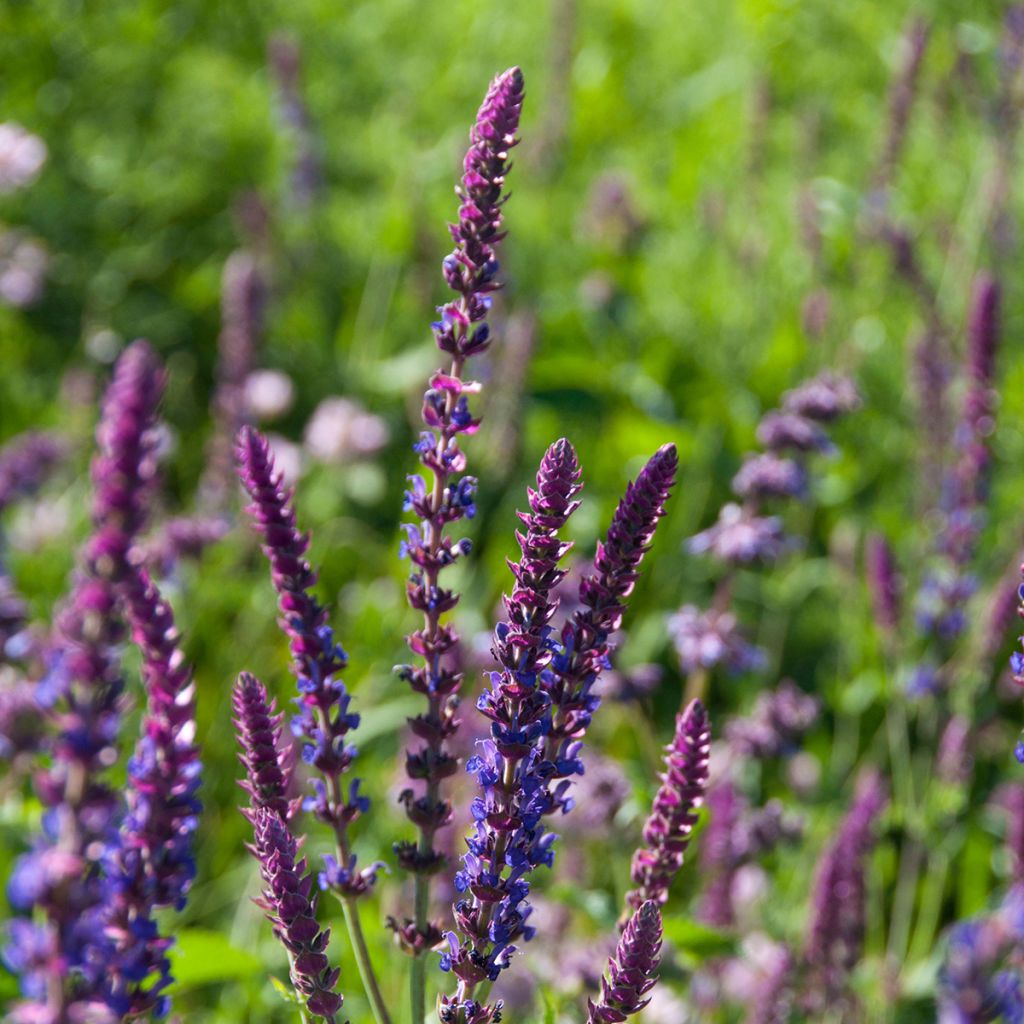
top-left (169, 929), bottom-right (262, 988)
top-left (269, 974), bottom-right (303, 1006)
top-left (661, 917), bottom-right (736, 959)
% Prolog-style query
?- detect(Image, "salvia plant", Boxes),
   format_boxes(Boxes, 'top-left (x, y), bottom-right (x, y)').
top-left (2, 41), bottom-right (1024, 1024)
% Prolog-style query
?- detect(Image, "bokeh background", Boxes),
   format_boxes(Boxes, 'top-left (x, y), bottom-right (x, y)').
top-left (2, 1), bottom-right (1024, 1021)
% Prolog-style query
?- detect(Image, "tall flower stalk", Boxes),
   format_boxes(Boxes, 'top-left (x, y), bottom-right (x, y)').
top-left (6, 341), bottom-right (163, 1021)
top-left (627, 699), bottom-right (711, 911)
top-left (393, 66), bottom-right (524, 1022)
top-left (587, 900), bottom-right (664, 1024)
top-left (439, 440), bottom-right (582, 1024)
top-left (102, 561), bottom-right (201, 1016)
top-left (236, 426), bottom-right (389, 1024)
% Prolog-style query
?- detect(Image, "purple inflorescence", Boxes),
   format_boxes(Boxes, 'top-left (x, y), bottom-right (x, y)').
top-left (746, 945), bottom-right (793, 1024)
top-left (697, 781), bottom-right (744, 929)
top-left (938, 888), bottom-right (1024, 1024)
top-left (782, 372), bottom-right (861, 423)
top-left (143, 515), bottom-right (231, 578)
top-left (668, 604), bottom-right (764, 674)
top-left (865, 533), bottom-right (902, 634)
top-left (732, 453), bottom-right (807, 502)
top-left (687, 503), bottom-right (788, 564)
top-left (5, 341), bottom-right (164, 1021)
top-left (628, 700), bottom-right (711, 909)
top-left (916, 275), bottom-right (1001, 648)
top-left (202, 250), bottom-right (267, 513)
top-left (1010, 565), bottom-right (1024, 748)
top-left (804, 771), bottom-right (888, 1010)
top-left (725, 680), bottom-right (820, 759)
top-left (439, 440), bottom-right (582, 1024)
top-left (392, 67), bottom-right (525, 953)
top-left (543, 444), bottom-right (678, 816)
top-left (0, 430), bottom-right (65, 513)
top-left (756, 412), bottom-right (833, 455)
top-left (250, 808), bottom-right (344, 1022)
top-left (233, 671), bottom-right (296, 822)
top-left (102, 562), bottom-right (201, 1016)
top-left (587, 900), bottom-right (663, 1024)
top-left (236, 426), bottom-right (378, 898)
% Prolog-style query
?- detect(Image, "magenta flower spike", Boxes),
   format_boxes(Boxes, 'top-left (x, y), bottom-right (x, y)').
top-left (393, 66), bottom-right (525, 956)
top-left (250, 808), bottom-right (344, 1022)
top-left (804, 771), bottom-right (888, 1010)
top-left (587, 900), bottom-right (663, 1024)
top-left (236, 426), bottom-right (378, 897)
top-left (6, 341), bottom-right (165, 1020)
top-left (233, 671), bottom-right (296, 822)
top-left (439, 440), bottom-right (582, 1024)
top-left (627, 699), bottom-right (711, 910)
top-left (543, 444), bottom-right (677, 813)
top-left (103, 562), bottom-right (201, 1016)
top-left (865, 533), bottom-right (902, 635)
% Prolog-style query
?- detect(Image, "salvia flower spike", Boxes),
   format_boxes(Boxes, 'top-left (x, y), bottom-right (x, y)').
top-left (103, 562), bottom-right (201, 1016)
top-left (6, 340), bottom-right (163, 1020)
top-left (804, 770), bottom-right (888, 1010)
top-left (393, 65), bottom-right (525, 956)
top-left (587, 900), bottom-right (663, 1024)
top-left (439, 439), bottom-right (582, 1024)
top-left (233, 671), bottom-right (296, 821)
top-left (236, 425), bottom-right (379, 897)
top-left (250, 808), bottom-right (344, 1022)
top-left (627, 699), bottom-right (711, 910)
top-left (543, 444), bottom-right (678, 814)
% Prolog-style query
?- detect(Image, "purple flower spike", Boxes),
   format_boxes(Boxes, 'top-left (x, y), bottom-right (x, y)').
top-left (865, 533), bottom-right (901, 634)
top-left (393, 73), bottom-right (526, 949)
top-left (746, 945), bottom-right (793, 1024)
top-left (732, 453), bottom-right (807, 501)
top-left (688, 503), bottom-right (787, 564)
top-left (628, 699), bottom-right (711, 910)
top-left (8, 341), bottom-right (163, 1021)
top-left (87, 340), bottom-right (165, 581)
top-left (0, 430), bottom-right (65, 513)
top-left (440, 440), bottom-right (581, 1023)
top-left (236, 426), bottom-right (369, 891)
top-left (668, 604), bottom-right (764, 674)
top-left (543, 444), bottom-right (678, 808)
top-left (233, 671), bottom-right (296, 822)
top-left (782, 372), bottom-right (860, 423)
top-left (1012, 562), bottom-right (1024, 691)
top-left (756, 411), bottom-right (833, 455)
top-left (938, 888), bottom-right (1024, 1024)
top-left (587, 900), bottom-right (663, 1024)
top-left (804, 770), bottom-right (888, 1011)
top-left (725, 679), bottom-right (820, 758)
top-left (102, 563), bottom-right (201, 1016)
top-left (917, 275), bottom-right (1001, 649)
top-left (250, 808), bottom-right (343, 1023)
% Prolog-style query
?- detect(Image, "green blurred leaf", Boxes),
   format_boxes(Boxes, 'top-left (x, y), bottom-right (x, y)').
top-left (169, 929), bottom-right (262, 987)
top-left (661, 917), bottom-right (736, 959)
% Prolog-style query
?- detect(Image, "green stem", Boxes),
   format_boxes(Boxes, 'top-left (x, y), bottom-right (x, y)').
top-left (409, 872), bottom-right (429, 1024)
top-left (342, 897), bottom-right (393, 1024)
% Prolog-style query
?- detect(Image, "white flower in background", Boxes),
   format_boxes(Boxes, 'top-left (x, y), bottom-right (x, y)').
top-left (265, 433), bottom-right (303, 485)
top-left (244, 369), bottom-right (295, 421)
top-left (0, 234), bottom-right (47, 308)
top-left (304, 396), bottom-right (389, 463)
top-left (0, 123), bottom-right (47, 193)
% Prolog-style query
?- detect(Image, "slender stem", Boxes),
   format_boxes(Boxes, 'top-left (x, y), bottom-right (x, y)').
top-left (409, 944), bottom-right (427, 1024)
top-left (342, 897), bottom-right (392, 1024)
top-left (314, 706), bottom-right (392, 1024)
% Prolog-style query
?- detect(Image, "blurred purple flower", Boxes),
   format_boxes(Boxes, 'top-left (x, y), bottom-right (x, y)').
top-left (725, 680), bottom-right (820, 758)
top-left (0, 123), bottom-right (46, 192)
top-left (668, 604), bottom-right (764, 674)
top-left (732, 453), bottom-right (807, 502)
top-left (687, 503), bottom-right (787, 564)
